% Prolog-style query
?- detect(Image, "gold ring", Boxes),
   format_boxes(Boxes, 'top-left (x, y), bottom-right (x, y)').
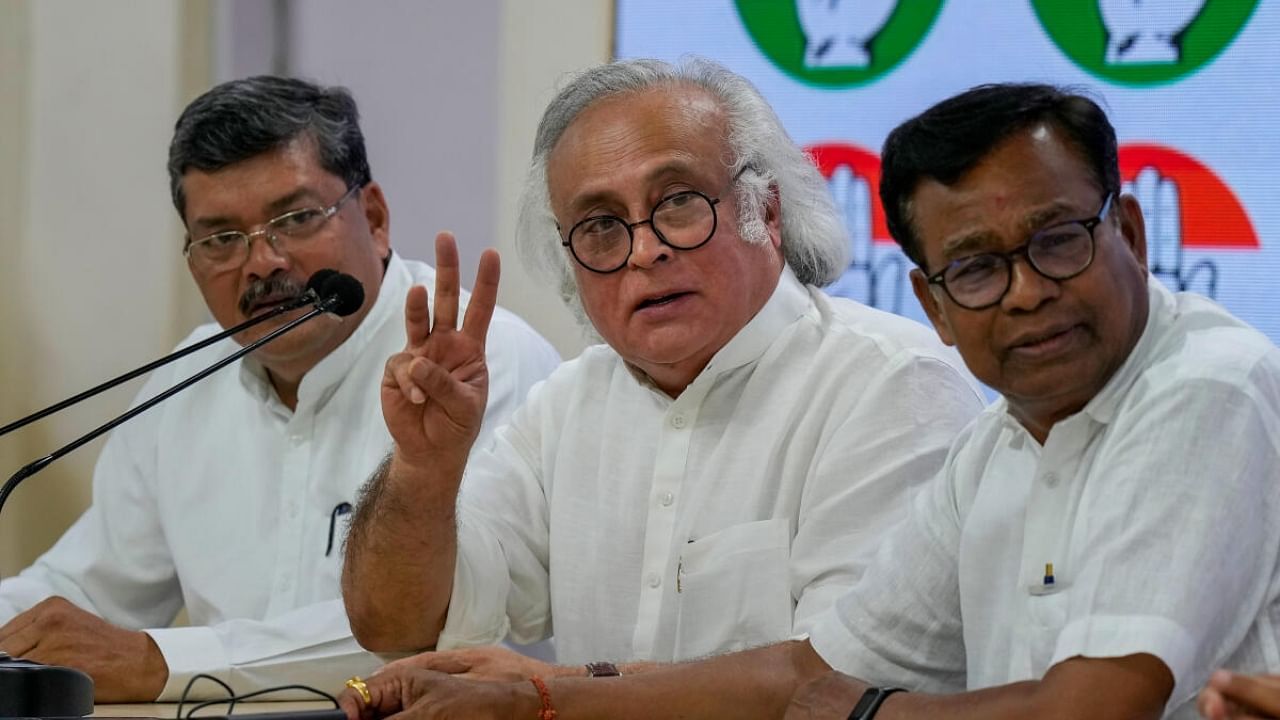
top-left (346, 676), bottom-right (371, 705)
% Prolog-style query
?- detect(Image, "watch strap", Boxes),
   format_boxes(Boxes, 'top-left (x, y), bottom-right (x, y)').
top-left (847, 686), bottom-right (904, 720)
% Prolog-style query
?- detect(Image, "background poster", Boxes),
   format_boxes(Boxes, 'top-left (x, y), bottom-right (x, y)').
top-left (616, 0), bottom-right (1279, 343)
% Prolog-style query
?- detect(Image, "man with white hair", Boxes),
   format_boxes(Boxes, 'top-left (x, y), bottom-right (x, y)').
top-left (340, 58), bottom-right (983, 679)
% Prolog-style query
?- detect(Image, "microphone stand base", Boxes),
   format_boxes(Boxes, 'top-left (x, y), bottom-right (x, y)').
top-left (0, 656), bottom-right (94, 717)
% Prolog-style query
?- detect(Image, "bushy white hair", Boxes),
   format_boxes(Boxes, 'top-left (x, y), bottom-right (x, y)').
top-left (516, 57), bottom-right (849, 323)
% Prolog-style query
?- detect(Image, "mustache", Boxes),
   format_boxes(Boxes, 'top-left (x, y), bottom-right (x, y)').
top-left (238, 274), bottom-right (307, 316)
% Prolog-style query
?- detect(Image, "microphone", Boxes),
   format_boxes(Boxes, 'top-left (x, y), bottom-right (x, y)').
top-left (0, 269), bottom-right (348, 439)
top-left (0, 272), bottom-right (362, 717)
top-left (0, 271), bottom-right (365, 524)
top-left (313, 270), bottom-right (365, 317)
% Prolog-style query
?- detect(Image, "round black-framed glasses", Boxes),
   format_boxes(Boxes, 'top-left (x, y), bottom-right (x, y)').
top-left (926, 193), bottom-right (1114, 310)
top-left (559, 168), bottom-right (750, 274)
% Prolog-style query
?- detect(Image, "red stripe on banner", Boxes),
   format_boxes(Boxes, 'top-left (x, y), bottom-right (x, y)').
top-left (806, 142), bottom-right (894, 244)
top-left (1119, 144), bottom-right (1259, 250)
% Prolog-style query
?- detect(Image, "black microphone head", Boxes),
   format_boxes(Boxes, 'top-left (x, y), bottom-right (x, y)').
top-left (305, 269), bottom-right (340, 297)
top-left (318, 272), bottom-right (365, 317)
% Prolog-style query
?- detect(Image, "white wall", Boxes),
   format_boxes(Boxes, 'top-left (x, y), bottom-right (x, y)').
top-left (0, 0), bottom-right (210, 572)
top-left (0, 0), bottom-right (610, 574)
top-left (277, 0), bottom-right (608, 355)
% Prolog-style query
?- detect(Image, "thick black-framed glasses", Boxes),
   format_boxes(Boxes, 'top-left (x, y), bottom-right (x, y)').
top-left (183, 184), bottom-right (362, 273)
top-left (559, 167), bottom-right (749, 274)
top-left (927, 193), bottom-right (1114, 310)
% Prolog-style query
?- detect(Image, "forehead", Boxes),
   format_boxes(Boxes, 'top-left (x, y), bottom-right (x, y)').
top-left (911, 126), bottom-right (1101, 264)
top-left (180, 139), bottom-right (337, 223)
top-left (546, 85), bottom-right (729, 212)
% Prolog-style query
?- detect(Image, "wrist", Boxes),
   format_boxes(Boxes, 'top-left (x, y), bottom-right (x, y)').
top-left (511, 678), bottom-right (544, 719)
top-left (847, 686), bottom-right (905, 720)
top-left (550, 663), bottom-right (589, 678)
top-left (138, 631), bottom-right (169, 701)
top-left (528, 676), bottom-right (557, 720)
top-left (390, 448), bottom-right (466, 494)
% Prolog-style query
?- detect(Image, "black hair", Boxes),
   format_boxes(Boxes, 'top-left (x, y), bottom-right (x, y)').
top-left (880, 83), bottom-right (1120, 268)
top-left (167, 75), bottom-right (372, 218)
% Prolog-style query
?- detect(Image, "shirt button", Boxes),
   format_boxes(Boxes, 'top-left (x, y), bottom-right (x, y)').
top-left (660, 492), bottom-right (675, 507)
top-left (1043, 472), bottom-right (1060, 488)
top-left (670, 414), bottom-right (687, 429)
top-left (646, 573), bottom-right (661, 589)
top-left (290, 434), bottom-right (305, 445)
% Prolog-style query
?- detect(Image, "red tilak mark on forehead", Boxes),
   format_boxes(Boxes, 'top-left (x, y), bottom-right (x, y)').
top-left (993, 195), bottom-right (1009, 209)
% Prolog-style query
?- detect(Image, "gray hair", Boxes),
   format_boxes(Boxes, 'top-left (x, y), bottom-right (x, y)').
top-left (516, 58), bottom-right (849, 322)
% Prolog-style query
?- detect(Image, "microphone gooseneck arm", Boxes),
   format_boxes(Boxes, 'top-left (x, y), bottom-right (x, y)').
top-left (0, 292), bottom-right (317, 439)
top-left (0, 304), bottom-right (329, 524)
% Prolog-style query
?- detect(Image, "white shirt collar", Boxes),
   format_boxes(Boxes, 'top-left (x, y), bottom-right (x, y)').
top-left (240, 252), bottom-right (408, 413)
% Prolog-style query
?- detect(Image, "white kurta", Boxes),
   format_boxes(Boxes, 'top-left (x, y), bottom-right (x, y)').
top-left (0, 254), bottom-right (562, 699)
top-left (811, 278), bottom-right (1280, 719)
top-left (438, 267), bottom-right (986, 664)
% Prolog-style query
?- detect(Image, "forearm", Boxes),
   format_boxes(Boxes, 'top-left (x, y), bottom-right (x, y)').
top-left (794, 655), bottom-right (1170, 720)
top-left (533, 640), bottom-right (830, 719)
top-left (342, 450), bottom-right (463, 651)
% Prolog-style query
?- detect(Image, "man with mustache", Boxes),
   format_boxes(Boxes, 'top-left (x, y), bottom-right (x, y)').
top-left (0, 76), bottom-right (559, 702)
top-left (340, 82), bottom-right (1280, 720)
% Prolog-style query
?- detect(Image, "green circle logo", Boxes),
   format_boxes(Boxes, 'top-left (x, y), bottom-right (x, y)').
top-left (1032, 0), bottom-right (1260, 86)
top-left (735, 0), bottom-right (944, 89)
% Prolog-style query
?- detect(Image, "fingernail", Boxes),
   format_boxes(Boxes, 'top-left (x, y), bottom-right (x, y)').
top-left (1211, 669), bottom-right (1233, 685)
top-left (411, 389), bottom-right (425, 404)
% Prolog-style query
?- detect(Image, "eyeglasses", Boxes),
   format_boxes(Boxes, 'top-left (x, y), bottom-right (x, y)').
top-left (183, 184), bottom-right (362, 272)
top-left (927, 193), bottom-right (1114, 310)
top-left (559, 168), bottom-right (749, 274)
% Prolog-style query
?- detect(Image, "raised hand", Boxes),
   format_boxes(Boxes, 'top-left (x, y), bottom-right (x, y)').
top-left (382, 232), bottom-right (500, 469)
top-left (796, 0), bottom-right (898, 69)
top-left (1099, 0), bottom-right (1206, 64)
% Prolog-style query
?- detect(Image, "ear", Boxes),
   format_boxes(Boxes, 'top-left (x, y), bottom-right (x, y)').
top-left (763, 182), bottom-right (782, 251)
top-left (359, 181), bottom-right (392, 257)
top-left (910, 268), bottom-right (956, 347)
top-left (1115, 192), bottom-right (1148, 271)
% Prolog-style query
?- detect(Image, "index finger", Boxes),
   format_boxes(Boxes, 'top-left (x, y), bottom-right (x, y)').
top-left (385, 650), bottom-right (471, 675)
top-left (432, 232), bottom-right (461, 334)
top-left (460, 248), bottom-right (500, 345)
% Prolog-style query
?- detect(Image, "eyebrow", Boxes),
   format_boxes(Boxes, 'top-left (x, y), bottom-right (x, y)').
top-left (566, 160), bottom-right (704, 218)
top-left (938, 200), bottom-right (1087, 260)
top-left (188, 187), bottom-right (325, 234)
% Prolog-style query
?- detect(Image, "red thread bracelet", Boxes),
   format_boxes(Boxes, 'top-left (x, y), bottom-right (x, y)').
top-left (530, 675), bottom-right (557, 720)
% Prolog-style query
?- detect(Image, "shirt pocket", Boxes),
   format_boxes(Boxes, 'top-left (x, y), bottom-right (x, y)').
top-left (673, 517), bottom-right (794, 660)
top-left (1026, 590), bottom-right (1069, 676)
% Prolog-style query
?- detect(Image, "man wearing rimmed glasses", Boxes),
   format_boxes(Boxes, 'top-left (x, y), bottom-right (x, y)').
top-left (0, 76), bottom-right (558, 702)
top-left (340, 57), bottom-right (982, 686)
top-left (335, 83), bottom-right (1280, 720)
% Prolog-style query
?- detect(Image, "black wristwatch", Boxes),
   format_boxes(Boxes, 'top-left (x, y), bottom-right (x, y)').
top-left (847, 686), bottom-right (904, 720)
top-left (584, 661), bottom-right (621, 677)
